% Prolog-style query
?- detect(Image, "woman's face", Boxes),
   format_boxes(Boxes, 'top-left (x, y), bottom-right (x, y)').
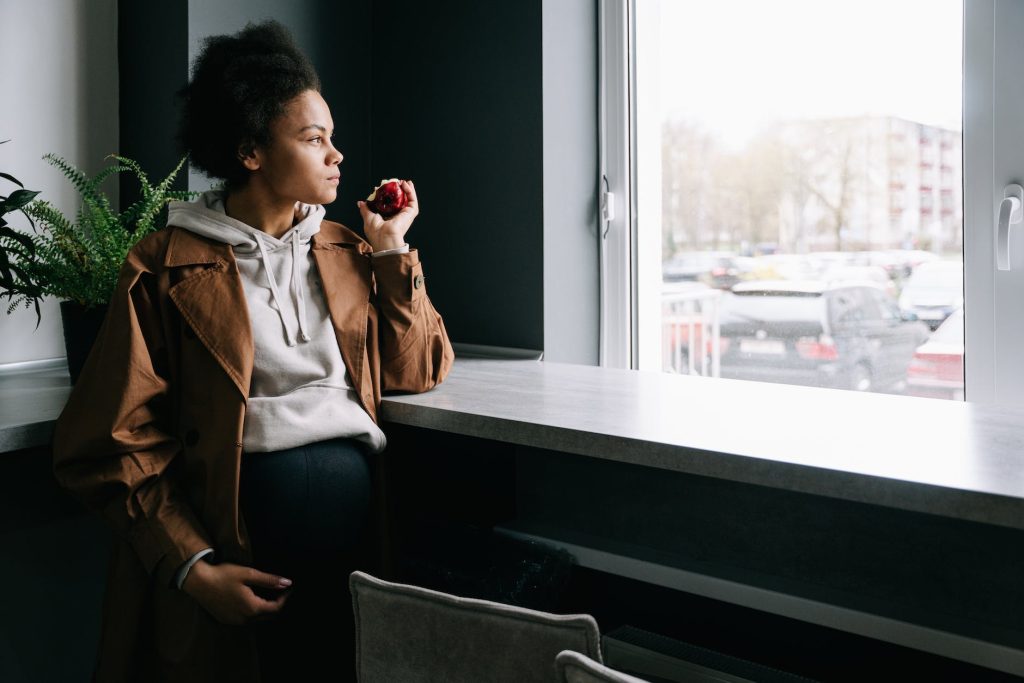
top-left (250, 89), bottom-right (343, 206)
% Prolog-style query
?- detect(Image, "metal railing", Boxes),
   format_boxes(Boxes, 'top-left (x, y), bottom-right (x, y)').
top-left (661, 285), bottom-right (722, 377)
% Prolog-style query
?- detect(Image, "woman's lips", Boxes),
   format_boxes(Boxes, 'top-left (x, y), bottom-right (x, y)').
top-left (327, 176), bottom-right (340, 184)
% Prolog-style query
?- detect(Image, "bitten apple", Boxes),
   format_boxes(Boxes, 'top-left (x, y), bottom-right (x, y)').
top-left (365, 178), bottom-right (407, 218)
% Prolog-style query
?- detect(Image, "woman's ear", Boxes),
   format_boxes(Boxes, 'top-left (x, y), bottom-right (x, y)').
top-left (237, 142), bottom-right (261, 172)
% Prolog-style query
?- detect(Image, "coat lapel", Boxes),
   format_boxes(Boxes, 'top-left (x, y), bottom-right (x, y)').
top-left (164, 228), bottom-right (254, 400)
top-left (159, 224), bottom-right (373, 412)
top-left (310, 230), bottom-right (374, 417)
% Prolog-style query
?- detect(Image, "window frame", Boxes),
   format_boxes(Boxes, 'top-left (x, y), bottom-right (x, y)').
top-left (601, 0), bottom-right (1015, 405)
top-left (597, 0), bottom-right (635, 369)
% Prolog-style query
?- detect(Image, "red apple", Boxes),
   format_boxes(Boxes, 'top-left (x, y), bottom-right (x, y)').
top-left (366, 178), bottom-right (407, 218)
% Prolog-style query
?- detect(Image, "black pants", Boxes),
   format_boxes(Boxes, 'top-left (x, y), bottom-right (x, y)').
top-left (239, 437), bottom-right (372, 682)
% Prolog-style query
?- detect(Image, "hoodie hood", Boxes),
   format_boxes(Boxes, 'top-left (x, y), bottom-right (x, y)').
top-left (167, 190), bottom-right (327, 346)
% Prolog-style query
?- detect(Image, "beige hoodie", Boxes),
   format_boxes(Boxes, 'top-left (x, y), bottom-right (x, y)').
top-left (166, 190), bottom-right (399, 456)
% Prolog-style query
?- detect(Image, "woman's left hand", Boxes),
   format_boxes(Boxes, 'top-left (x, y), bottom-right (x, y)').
top-left (357, 179), bottom-right (418, 252)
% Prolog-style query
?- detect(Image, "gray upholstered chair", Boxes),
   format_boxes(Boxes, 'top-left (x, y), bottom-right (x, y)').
top-left (555, 650), bottom-right (652, 683)
top-left (349, 570), bottom-right (602, 683)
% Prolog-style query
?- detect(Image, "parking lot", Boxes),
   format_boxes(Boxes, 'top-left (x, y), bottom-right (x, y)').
top-left (662, 249), bottom-right (964, 399)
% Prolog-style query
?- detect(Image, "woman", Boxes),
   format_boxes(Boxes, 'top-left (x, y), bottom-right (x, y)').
top-left (51, 20), bottom-right (453, 682)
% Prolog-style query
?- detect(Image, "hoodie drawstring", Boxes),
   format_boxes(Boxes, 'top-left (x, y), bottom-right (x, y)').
top-left (292, 231), bottom-right (311, 343)
top-left (256, 232), bottom-right (311, 346)
top-left (168, 191), bottom-right (322, 347)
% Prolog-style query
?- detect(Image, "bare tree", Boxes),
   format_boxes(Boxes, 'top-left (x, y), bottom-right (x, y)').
top-left (661, 120), bottom-right (720, 255)
top-left (662, 120), bottom-right (790, 255)
top-left (781, 119), bottom-right (861, 251)
top-left (731, 130), bottom-right (787, 250)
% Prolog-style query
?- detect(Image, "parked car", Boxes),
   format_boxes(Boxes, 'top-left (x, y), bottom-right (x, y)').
top-left (715, 281), bottom-right (930, 392)
top-left (806, 251), bottom-right (856, 275)
top-left (664, 251), bottom-right (730, 281)
top-left (906, 307), bottom-right (964, 400)
top-left (754, 253), bottom-right (820, 281)
top-left (846, 250), bottom-right (913, 282)
top-left (822, 264), bottom-right (899, 299)
top-left (890, 249), bottom-right (941, 272)
top-left (663, 251), bottom-right (743, 289)
top-left (898, 260), bottom-right (963, 329)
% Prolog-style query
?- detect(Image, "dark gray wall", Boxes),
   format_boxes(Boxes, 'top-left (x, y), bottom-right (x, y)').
top-left (118, 0), bottom-right (190, 209)
top-left (369, 0), bottom-right (547, 351)
top-left (120, 0), bottom-right (374, 221)
top-left (184, 0), bottom-right (374, 228)
top-left (119, 0), bottom-right (600, 357)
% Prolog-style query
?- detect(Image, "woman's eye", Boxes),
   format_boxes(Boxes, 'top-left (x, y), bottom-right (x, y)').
top-left (309, 136), bottom-right (322, 143)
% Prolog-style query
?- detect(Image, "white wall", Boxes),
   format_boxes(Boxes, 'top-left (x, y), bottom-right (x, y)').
top-left (0, 0), bottom-right (119, 365)
top-left (542, 0), bottom-right (600, 365)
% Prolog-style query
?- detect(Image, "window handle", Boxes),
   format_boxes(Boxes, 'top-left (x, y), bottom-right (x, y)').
top-left (601, 174), bottom-right (615, 238)
top-left (997, 183), bottom-right (1024, 271)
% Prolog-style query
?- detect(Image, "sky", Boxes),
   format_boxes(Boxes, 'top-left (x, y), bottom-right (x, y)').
top-left (644, 0), bottom-right (963, 147)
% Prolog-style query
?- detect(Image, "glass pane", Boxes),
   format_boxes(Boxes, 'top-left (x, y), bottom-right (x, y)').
top-left (639, 0), bottom-right (964, 399)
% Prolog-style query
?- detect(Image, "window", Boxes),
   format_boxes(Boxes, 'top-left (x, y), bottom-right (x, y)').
top-left (599, 0), bottom-right (1024, 404)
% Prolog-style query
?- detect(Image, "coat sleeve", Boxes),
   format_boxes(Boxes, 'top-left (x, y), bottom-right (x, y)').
top-left (52, 248), bottom-right (213, 589)
top-left (370, 248), bottom-right (454, 393)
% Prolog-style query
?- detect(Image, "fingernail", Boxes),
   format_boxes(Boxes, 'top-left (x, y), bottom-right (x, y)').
top-left (278, 578), bottom-right (292, 587)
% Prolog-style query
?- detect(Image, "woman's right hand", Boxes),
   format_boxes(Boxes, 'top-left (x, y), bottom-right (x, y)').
top-left (182, 559), bottom-right (293, 625)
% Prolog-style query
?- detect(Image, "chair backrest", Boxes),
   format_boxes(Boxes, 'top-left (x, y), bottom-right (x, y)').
top-left (350, 570), bottom-right (602, 683)
top-left (555, 650), bottom-right (652, 683)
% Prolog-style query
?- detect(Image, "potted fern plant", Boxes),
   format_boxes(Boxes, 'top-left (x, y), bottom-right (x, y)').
top-left (0, 141), bottom-right (42, 323)
top-left (0, 152), bottom-right (195, 382)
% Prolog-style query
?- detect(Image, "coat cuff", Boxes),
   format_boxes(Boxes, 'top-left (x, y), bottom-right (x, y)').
top-left (370, 248), bottom-right (426, 305)
top-left (130, 510), bottom-right (216, 590)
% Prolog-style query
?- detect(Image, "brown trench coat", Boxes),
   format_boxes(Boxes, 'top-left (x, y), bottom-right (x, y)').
top-left (51, 220), bottom-right (454, 682)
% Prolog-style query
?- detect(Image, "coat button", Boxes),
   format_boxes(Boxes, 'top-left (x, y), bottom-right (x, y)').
top-left (413, 274), bottom-right (424, 290)
top-left (185, 429), bottom-right (200, 447)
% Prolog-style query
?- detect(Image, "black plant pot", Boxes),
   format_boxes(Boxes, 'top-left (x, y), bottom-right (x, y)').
top-left (59, 301), bottom-right (109, 385)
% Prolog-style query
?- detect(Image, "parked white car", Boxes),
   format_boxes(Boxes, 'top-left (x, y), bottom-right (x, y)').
top-left (898, 261), bottom-right (963, 329)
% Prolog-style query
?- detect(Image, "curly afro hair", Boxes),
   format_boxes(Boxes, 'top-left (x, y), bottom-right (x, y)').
top-left (176, 20), bottom-right (321, 189)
